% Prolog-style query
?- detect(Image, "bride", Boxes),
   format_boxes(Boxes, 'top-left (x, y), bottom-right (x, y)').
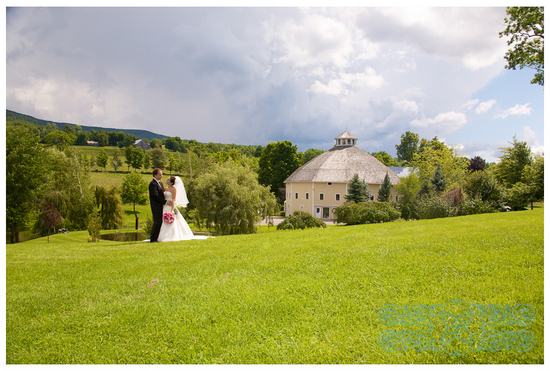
top-left (157, 176), bottom-right (207, 242)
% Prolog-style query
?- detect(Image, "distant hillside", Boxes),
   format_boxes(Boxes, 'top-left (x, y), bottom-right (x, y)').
top-left (6, 110), bottom-right (168, 141)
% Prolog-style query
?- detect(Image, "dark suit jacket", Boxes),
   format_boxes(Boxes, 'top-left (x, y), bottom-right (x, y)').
top-left (149, 179), bottom-right (166, 214)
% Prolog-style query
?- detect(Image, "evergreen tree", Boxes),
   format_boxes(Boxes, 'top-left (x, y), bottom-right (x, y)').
top-left (345, 174), bottom-right (370, 203)
top-left (431, 164), bottom-right (447, 194)
top-left (377, 172), bottom-right (392, 202)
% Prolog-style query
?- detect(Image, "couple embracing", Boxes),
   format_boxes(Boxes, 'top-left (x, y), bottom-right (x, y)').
top-left (149, 168), bottom-right (207, 242)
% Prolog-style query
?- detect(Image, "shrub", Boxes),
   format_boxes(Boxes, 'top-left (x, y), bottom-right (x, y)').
top-left (463, 170), bottom-right (503, 205)
top-left (454, 196), bottom-right (499, 216)
top-left (142, 214), bottom-right (154, 236)
top-left (400, 205), bottom-right (411, 220)
top-left (414, 194), bottom-right (452, 220)
top-left (277, 211), bottom-right (326, 230)
top-left (87, 214), bottom-right (101, 242)
top-left (335, 202), bottom-right (400, 225)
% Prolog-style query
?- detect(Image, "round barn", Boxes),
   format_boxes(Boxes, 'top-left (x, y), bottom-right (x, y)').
top-left (284, 131), bottom-right (401, 220)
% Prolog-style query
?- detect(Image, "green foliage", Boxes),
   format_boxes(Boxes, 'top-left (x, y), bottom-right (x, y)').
top-left (335, 201), bottom-right (400, 225)
top-left (301, 148), bottom-right (325, 164)
top-left (46, 147), bottom-right (97, 231)
top-left (87, 214), bottom-right (102, 242)
top-left (258, 141), bottom-right (301, 200)
top-left (410, 137), bottom-right (467, 191)
top-left (454, 196), bottom-right (499, 216)
top-left (96, 149), bottom-right (109, 171)
top-left (194, 161), bottom-right (278, 235)
top-left (93, 185), bottom-right (124, 230)
top-left (277, 211), bottom-right (326, 230)
top-left (371, 151), bottom-right (395, 166)
top-left (414, 194), bottom-right (453, 220)
top-left (494, 136), bottom-right (532, 187)
top-left (430, 164), bottom-right (447, 194)
top-left (41, 130), bottom-right (76, 150)
top-left (111, 148), bottom-right (122, 172)
top-left (463, 170), bottom-right (503, 206)
top-left (345, 174), bottom-right (370, 203)
top-left (500, 6), bottom-right (544, 85)
top-left (124, 146), bottom-right (144, 171)
top-left (6, 126), bottom-right (51, 242)
top-left (521, 154), bottom-right (544, 207)
top-left (377, 172), bottom-right (392, 202)
top-left (121, 172), bottom-right (149, 213)
top-left (395, 131), bottom-right (419, 163)
top-left (395, 172), bottom-right (421, 209)
top-left (142, 214), bottom-right (154, 237)
top-left (149, 146), bottom-right (167, 170)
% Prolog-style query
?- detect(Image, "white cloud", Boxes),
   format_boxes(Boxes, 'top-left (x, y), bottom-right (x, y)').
top-left (308, 67), bottom-right (384, 96)
top-left (410, 111), bottom-right (467, 135)
top-left (274, 13), bottom-right (355, 69)
top-left (496, 103), bottom-right (532, 119)
top-left (523, 126), bottom-right (544, 155)
top-left (356, 8), bottom-right (508, 70)
top-left (475, 99), bottom-right (497, 114)
top-left (462, 99), bottom-right (479, 110)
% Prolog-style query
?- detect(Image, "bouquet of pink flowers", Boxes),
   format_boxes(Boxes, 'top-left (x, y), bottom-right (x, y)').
top-left (163, 212), bottom-right (175, 224)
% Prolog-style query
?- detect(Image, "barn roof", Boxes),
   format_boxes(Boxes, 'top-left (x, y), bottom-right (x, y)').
top-left (285, 139), bottom-right (401, 185)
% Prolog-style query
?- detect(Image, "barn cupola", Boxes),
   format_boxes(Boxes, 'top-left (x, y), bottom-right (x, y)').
top-left (335, 130), bottom-right (358, 147)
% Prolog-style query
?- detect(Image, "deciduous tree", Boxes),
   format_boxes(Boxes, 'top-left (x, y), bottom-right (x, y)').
top-left (121, 172), bottom-right (149, 213)
top-left (395, 131), bottom-right (419, 164)
top-left (6, 126), bottom-right (49, 242)
top-left (258, 141), bottom-right (301, 200)
top-left (96, 149), bottom-right (109, 171)
top-left (500, 6), bottom-right (544, 86)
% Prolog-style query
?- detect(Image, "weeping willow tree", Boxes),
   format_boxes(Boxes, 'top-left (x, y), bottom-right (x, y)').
top-left (93, 185), bottom-right (124, 230)
top-left (194, 161), bottom-right (278, 235)
top-left (40, 147), bottom-right (96, 231)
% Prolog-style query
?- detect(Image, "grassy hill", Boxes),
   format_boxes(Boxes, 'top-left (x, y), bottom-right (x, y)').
top-left (6, 110), bottom-right (168, 141)
top-left (6, 207), bottom-right (543, 364)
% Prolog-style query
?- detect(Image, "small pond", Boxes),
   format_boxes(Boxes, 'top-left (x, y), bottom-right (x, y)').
top-left (101, 231), bottom-right (149, 242)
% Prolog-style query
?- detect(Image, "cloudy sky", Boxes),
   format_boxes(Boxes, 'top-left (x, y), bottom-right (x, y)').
top-left (5, 4), bottom-right (545, 162)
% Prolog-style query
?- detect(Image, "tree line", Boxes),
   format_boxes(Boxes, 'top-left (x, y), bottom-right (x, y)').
top-left (6, 119), bottom-right (544, 241)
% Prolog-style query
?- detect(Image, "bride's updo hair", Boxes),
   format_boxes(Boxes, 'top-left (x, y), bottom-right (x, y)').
top-left (168, 176), bottom-right (176, 185)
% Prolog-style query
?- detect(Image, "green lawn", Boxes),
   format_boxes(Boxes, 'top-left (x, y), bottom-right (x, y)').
top-left (6, 207), bottom-right (544, 364)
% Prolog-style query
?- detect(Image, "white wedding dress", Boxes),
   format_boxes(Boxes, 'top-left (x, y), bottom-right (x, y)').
top-left (157, 191), bottom-right (207, 242)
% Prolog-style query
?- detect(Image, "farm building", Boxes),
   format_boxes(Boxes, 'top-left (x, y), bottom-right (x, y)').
top-left (133, 139), bottom-right (151, 150)
top-left (284, 131), bottom-right (401, 220)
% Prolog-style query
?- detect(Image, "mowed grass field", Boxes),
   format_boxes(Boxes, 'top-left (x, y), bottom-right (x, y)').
top-left (6, 207), bottom-right (543, 364)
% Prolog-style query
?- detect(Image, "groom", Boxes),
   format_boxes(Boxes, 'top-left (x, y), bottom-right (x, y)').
top-left (149, 168), bottom-right (172, 243)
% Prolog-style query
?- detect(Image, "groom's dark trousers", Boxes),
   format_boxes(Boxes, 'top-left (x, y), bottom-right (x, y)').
top-left (149, 179), bottom-right (166, 242)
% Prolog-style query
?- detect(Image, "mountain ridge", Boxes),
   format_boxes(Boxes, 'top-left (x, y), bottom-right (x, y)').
top-left (6, 110), bottom-right (168, 141)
